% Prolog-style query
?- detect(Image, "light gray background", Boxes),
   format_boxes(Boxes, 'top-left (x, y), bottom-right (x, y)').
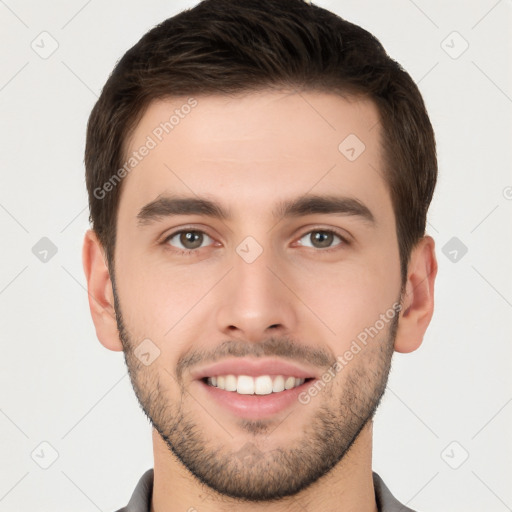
top-left (1, 0), bottom-right (511, 510)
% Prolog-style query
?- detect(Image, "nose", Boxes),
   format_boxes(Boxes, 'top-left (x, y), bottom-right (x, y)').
top-left (215, 242), bottom-right (299, 343)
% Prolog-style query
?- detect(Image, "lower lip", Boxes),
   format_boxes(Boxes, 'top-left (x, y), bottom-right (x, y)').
top-left (196, 379), bottom-right (316, 420)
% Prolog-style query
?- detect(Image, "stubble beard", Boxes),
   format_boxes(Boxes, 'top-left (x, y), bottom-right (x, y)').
top-left (112, 282), bottom-right (398, 502)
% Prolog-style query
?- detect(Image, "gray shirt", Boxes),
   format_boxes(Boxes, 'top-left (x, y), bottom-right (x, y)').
top-left (115, 469), bottom-right (416, 512)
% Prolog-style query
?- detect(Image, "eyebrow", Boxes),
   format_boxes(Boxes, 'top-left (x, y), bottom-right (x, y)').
top-left (136, 193), bottom-right (376, 227)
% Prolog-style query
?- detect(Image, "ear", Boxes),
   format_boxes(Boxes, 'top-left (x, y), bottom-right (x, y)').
top-left (394, 235), bottom-right (438, 353)
top-left (82, 229), bottom-right (123, 351)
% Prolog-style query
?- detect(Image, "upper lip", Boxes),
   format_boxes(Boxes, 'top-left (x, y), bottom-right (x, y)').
top-left (191, 357), bottom-right (320, 380)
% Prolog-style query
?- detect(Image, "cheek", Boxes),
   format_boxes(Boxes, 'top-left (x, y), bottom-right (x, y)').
top-left (115, 255), bottom-right (219, 338)
top-left (288, 254), bottom-right (400, 346)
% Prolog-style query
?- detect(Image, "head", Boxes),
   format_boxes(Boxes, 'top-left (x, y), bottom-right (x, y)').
top-left (83, 0), bottom-right (437, 502)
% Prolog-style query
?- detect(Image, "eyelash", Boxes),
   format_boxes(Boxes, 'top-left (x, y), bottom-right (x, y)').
top-left (161, 227), bottom-right (350, 257)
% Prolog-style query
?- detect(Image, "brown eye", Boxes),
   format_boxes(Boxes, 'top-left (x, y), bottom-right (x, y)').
top-left (165, 230), bottom-right (213, 251)
top-left (298, 230), bottom-right (346, 250)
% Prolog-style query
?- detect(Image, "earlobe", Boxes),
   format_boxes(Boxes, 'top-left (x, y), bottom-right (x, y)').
top-left (394, 236), bottom-right (438, 354)
top-left (82, 229), bottom-right (123, 352)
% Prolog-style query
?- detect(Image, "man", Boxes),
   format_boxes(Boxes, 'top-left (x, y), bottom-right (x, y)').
top-left (82, 0), bottom-right (438, 510)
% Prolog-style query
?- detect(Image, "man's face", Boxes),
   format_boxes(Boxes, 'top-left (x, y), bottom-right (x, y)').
top-left (112, 91), bottom-right (402, 500)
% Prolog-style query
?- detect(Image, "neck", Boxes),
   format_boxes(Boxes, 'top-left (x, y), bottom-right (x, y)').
top-left (150, 422), bottom-right (378, 512)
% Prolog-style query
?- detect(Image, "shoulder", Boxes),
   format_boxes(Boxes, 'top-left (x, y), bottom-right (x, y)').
top-left (113, 468), bottom-right (154, 512)
top-left (373, 472), bottom-right (418, 512)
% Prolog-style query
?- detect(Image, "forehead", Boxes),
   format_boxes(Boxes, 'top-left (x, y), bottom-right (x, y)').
top-left (120, 90), bottom-right (390, 222)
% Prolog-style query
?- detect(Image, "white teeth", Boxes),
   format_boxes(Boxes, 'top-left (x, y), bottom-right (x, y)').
top-left (272, 375), bottom-right (285, 392)
top-left (206, 374), bottom-right (306, 394)
top-left (284, 376), bottom-right (296, 390)
top-left (254, 376), bottom-right (273, 395)
top-left (225, 374), bottom-right (237, 392)
top-left (237, 375), bottom-right (255, 394)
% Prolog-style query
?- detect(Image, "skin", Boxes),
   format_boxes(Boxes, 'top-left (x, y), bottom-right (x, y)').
top-left (83, 90), bottom-right (437, 512)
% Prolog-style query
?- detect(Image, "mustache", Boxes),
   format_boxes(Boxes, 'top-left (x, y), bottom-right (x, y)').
top-left (176, 336), bottom-right (334, 382)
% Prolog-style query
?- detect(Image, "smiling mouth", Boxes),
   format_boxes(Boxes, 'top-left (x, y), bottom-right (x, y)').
top-left (201, 375), bottom-right (315, 395)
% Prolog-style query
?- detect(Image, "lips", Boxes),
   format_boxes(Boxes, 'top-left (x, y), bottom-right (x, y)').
top-left (190, 357), bottom-right (320, 419)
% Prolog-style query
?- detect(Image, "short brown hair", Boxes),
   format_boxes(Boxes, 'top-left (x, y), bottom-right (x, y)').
top-left (85, 0), bottom-right (437, 283)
